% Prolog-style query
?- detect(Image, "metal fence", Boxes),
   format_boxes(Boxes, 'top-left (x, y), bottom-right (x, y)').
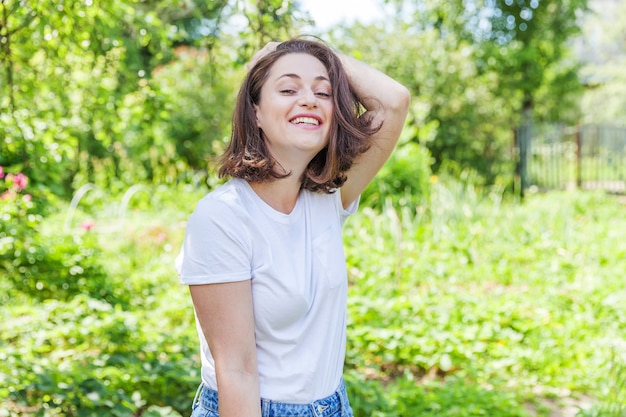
top-left (517, 123), bottom-right (626, 194)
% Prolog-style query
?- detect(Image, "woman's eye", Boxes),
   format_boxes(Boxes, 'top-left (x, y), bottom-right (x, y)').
top-left (280, 89), bottom-right (296, 94)
top-left (316, 92), bottom-right (332, 98)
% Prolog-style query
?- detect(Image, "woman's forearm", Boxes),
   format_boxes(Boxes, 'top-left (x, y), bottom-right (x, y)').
top-left (190, 282), bottom-right (261, 417)
top-left (336, 52), bottom-right (411, 208)
top-left (216, 369), bottom-right (261, 417)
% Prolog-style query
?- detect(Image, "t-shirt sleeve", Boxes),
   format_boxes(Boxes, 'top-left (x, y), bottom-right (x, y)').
top-left (337, 189), bottom-right (360, 226)
top-left (175, 197), bottom-right (252, 285)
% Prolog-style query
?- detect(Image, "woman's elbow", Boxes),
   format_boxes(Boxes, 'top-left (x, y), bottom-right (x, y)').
top-left (395, 85), bottom-right (411, 114)
top-left (386, 84), bottom-right (410, 120)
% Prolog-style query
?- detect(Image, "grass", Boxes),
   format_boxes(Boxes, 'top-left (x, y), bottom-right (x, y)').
top-left (1, 182), bottom-right (626, 416)
top-left (344, 185), bottom-right (626, 416)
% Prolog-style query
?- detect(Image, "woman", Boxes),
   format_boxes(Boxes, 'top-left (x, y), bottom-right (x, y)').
top-left (176, 38), bottom-right (410, 417)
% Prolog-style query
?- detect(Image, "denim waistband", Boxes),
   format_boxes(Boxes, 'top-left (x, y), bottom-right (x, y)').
top-left (193, 379), bottom-right (349, 417)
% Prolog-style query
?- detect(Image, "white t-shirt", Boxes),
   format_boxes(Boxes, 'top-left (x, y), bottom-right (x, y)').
top-left (175, 178), bottom-right (358, 403)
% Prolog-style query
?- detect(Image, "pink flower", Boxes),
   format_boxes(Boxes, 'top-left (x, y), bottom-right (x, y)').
top-left (1, 190), bottom-right (13, 201)
top-left (0, 166), bottom-right (4, 179)
top-left (23, 194), bottom-right (32, 202)
top-left (12, 173), bottom-right (28, 191)
top-left (80, 220), bottom-right (95, 231)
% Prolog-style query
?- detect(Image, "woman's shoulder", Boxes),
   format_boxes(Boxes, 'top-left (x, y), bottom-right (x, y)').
top-left (192, 179), bottom-right (251, 220)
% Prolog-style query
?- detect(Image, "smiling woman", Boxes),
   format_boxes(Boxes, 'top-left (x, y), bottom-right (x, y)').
top-left (253, 53), bottom-right (335, 174)
top-left (219, 40), bottom-right (383, 197)
top-left (176, 38), bottom-right (410, 417)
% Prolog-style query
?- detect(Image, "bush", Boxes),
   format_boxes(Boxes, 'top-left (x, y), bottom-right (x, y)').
top-left (0, 166), bottom-right (111, 304)
top-left (0, 168), bottom-right (39, 247)
top-left (362, 141), bottom-right (433, 212)
top-left (7, 232), bottom-right (113, 303)
top-left (1, 167), bottom-right (41, 302)
top-left (345, 372), bottom-right (531, 417)
top-left (0, 295), bottom-right (198, 417)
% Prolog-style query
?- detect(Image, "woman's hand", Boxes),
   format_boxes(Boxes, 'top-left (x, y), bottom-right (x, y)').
top-left (248, 41), bottom-right (280, 70)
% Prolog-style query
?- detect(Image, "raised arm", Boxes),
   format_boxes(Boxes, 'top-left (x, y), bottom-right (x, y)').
top-left (339, 54), bottom-right (411, 209)
top-left (189, 281), bottom-right (261, 417)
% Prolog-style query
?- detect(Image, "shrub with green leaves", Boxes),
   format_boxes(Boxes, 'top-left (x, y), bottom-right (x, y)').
top-left (343, 188), bottom-right (626, 416)
top-left (0, 295), bottom-right (198, 416)
top-left (1, 168), bottom-right (41, 298)
top-left (362, 140), bottom-right (433, 211)
top-left (1, 167), bottom-right (112, 304)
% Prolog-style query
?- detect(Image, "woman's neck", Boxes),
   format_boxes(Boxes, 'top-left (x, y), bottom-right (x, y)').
top-left (248, 176), bottom-right (302, 214)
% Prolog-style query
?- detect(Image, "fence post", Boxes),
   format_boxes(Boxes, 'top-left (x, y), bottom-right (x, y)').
top-left (514, 127), bottom-right (523, 199)
top-left (514, 122), bottom-right (531, 199)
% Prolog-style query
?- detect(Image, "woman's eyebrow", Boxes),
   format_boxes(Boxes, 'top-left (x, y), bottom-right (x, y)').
top-left (276, 73), bottom-right (330, 82)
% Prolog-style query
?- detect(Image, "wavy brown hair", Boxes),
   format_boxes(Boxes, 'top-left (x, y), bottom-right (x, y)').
top-left (218, 38), bottom-right (381, 193)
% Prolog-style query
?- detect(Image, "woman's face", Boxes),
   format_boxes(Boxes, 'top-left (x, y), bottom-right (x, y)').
top-left (254, 53), bottom-right (334, 169)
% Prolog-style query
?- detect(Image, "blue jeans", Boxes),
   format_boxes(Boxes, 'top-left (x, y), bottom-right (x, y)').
top-left (190, 379), bottom-right (354, 417)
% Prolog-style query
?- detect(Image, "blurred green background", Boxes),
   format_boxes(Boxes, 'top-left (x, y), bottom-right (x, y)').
top-left (1, 0), bottom-right (626, 416)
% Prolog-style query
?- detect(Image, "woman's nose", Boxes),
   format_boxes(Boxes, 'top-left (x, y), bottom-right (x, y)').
top-left (298, 90), bottom-right (318, 107)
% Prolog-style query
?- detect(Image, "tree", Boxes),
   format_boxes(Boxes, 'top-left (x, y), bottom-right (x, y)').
top-left (460, 0), bottom-right (589, 192)
top-left (329, 4), bottom-right (515, 184)
top-left (329, 0), bottom-right (587, 185)
top-left (0, 0), bottom-right (307, 196)
top-left (0, 0), bottom-right (176, 194)
top-left (577, 0), bottom-right (626, 124)
top-left (462, 0), bottom-right (588, 124)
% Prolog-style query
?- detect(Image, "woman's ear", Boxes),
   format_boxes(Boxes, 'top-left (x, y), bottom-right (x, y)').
top-left (253, 104), bottom-right (261, 128)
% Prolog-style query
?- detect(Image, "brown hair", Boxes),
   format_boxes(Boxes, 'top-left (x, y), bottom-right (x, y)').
top-left (218, 38), bottom-right (381, 193)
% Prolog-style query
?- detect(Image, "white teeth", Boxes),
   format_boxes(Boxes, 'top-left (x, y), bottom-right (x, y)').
top-left (290, 117), bottom-right (319, 126)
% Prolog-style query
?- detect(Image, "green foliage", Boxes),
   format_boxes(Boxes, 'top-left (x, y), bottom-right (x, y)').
top-left (346, 372), bottom-right (531, 417)
top-left (0, 0), bottom-right (174, 195)
top-left (235, 0), bottom-right (307, 61)
top-left (467, 0), bottom-right (588, 120)
top-left (578, 0), bottom-right (626, 124)
top-left (578, 346), bottom-right (626, 417)
top-left (0, 295), bottom-right (198, 417)
top-left (0, 0), bottom-right (595, 199)
top-left (1, 168), bottom-right (41, 302)
top-left (3, 183), bottom-right (626, 416)
top-left (330, 17), bottom-right (516, 185)
top-left (0, 168), bottom-right (110, 305)
top-left (0, 169), bottom-right (38, 265)
top-left (1, 192), bottom-right (202, 416)
top-left (328, 0), bottom-right (588, 184)
top-left (4, 231), bottom-right (111, 303)
top-left (362, 131), bottom-right (433, 211)
top-left (343, 186), bottom-right (626, 415)
top-left (0, 0), bottom-right (307, 197)
top-left (150, 44), bottom-right (239, 172)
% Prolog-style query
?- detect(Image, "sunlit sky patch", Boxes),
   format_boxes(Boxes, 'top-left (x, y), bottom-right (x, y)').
top-left (299, 0), bottom-right (382, 29)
